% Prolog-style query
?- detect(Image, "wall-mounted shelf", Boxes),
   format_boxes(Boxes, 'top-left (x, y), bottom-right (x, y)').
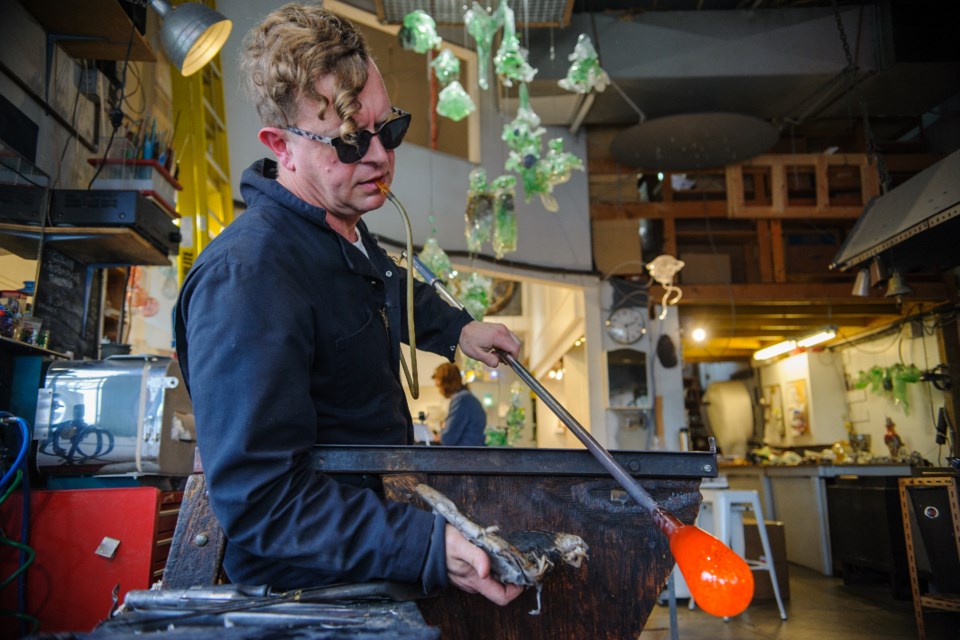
top-left (0, 335), bottom-right (69, 360)
top-left (0, 223), bottom-right (170, 266)
top-left (22, 0), bottom-right (156, 62)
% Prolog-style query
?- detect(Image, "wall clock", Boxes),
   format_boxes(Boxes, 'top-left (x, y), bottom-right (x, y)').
top-left (606, 306), bottom-right (647, 345)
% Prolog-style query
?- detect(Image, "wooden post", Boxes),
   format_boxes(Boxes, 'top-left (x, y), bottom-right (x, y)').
top-left (770, 219), bottom-right (787, 283)
top-left (756, 220), bottom-right (774, 282)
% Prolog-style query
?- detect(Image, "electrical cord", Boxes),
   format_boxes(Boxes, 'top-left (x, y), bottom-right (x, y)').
top-left (0, 414), bottom-right (29, 492)
top-left (0, 413), bottom-right (39, 636)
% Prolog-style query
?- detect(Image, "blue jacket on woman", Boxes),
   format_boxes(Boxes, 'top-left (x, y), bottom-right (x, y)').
top-left (175, 159), bottom-right (472, 591)
top-left (441, 389), bottom-right (487, 446)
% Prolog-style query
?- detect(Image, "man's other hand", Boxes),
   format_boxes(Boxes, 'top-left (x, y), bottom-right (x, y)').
top-left (444, 524), bottom-right (524, 606)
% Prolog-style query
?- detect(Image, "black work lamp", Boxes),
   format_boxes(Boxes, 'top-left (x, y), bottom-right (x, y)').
top-left (149, 0), bottom-right (232, 76)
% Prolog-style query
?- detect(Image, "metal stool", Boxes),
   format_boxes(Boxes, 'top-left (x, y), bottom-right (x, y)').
top-left (689, 488), bottom-right (788, 620)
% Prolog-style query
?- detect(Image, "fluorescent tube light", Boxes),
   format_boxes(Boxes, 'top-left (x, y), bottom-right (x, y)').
top-left (797, 326), bottom-right (837, 348)
top-left (753, 340), bottom-right (797, 361)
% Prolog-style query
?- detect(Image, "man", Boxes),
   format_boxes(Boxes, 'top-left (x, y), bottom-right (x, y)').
top-left (175, 3), bottom-right (522, 606)
top-left (433, 362), bottom-right (487, 446)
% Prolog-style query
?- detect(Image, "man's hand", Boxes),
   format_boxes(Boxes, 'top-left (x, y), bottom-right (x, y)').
top-left (445, 524), bottom-right (524, 606)
top-left (459, 321), bottom-right (521, 368)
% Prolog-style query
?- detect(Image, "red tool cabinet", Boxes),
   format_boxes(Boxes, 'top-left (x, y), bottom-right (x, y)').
top-left (0, 487), bottom-right (182, 635)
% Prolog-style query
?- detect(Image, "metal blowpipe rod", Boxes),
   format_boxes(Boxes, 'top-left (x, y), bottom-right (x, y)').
top-left (413, 256), bottom-right (657, 515)
top-left (414, 256), bottom-right (756, 619)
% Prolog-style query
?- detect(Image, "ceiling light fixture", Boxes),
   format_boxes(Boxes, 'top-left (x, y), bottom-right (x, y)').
top-left (753, 340), bottom-right (797, 361)
top-left (692, 327), bottom-right (706, 342)
top-left (149, 0), bottom-right (232, 76)
top-left (797, 326), bottom-right (837, 348)
top-left (754, 325), bottom-right (838, 361)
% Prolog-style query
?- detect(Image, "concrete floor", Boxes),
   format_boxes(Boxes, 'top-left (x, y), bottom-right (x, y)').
top-left (639, 564), bottom-right (956, 640)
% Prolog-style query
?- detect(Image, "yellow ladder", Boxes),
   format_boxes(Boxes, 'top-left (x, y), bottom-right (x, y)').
top-left (169, 0), bottom-right (234, 284)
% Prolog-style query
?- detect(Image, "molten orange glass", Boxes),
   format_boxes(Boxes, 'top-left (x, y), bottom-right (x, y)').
top-left (655, 508), bottom-right (754, 617)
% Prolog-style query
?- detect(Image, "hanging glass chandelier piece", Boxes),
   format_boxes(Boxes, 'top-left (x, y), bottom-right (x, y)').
top-left (398, 9), bottom-right (441, 53)
top-left (417, 237), bottom-right (453, 283)
top-left (558, 34), bottom-right (610, 94)
top-left (431, 48), bottom-right (461, 85)
top-left (453, 271), bottom-right (493, 321)
top-left (437, 81), bottom-right (476, 121)
top-left (465, 1), bottom-right (504, 90)
top-left (464, 168), bottom-right (495, 253)
top-left (432, 48), bottom-right (475, 121)
top-left (491, 174), bottom-right (518, 258)
top-left (493, 0), bottom-right (537, 87)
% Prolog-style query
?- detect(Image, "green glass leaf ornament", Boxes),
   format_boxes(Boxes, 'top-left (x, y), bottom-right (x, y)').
top-left (399, 10), bottom-right (442, 54)
top-left (491, 174), bottom-right (518, 258)
top-left (558, 34), bottom-right (610, 94)
top-left (465, 2), bottom-right (503, 90)
top-left (436, 81), bottom-right (476, 121)
top-left (501, 84), bottom-right (545, 154)
top-left (493, 0), bottom-right (537, 87)
top-left (543, 137), bottom-right (584, 187)
top-left (464, 168), bottom-right (494, 253)
top-left (431, 48), bottom-right (461, 86)
top-left (417, 237), bottom-right (453, 283)
top-left (890, 364), bottom-right (922, 415)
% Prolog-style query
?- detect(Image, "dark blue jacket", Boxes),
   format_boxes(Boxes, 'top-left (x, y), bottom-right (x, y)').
top-left (175, 159), bottom-right (472, 590)
top-left (441, 389), bottom-right (487, 446)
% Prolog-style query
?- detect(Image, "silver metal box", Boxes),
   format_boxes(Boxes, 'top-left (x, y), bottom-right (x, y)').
top-left (34, 355), bottom-right (196, 476)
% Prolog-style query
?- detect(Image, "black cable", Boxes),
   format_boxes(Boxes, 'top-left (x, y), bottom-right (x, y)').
top-left (87, 21), bottom-right (137, 190)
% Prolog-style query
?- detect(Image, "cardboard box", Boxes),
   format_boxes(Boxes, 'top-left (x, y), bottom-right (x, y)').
top-left (744, 518), bottom-right (790, 601)
top-left (591, 218), bottom-right (643, 275)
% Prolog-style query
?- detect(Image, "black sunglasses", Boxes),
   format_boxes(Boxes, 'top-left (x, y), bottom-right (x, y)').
top-left (286, 108), bottom-right (411, 164)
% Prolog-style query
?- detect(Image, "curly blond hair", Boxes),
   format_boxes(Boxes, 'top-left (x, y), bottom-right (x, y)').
top-left (241, 2), bottom-right (369, 142)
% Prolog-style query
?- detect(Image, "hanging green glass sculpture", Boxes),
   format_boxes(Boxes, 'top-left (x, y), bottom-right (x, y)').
top-left (431, 48), bottom-right (460, 85)
top-left (437, 81), bottom-right (476, 121)
top-left (491, 174), bottom-right (517, 258)
top-left (558, 34), bottom-right (610, 94)
top-left (505, 381), bottom-right (526, 444)
top-left (417, 237), bottom-right (453, 283)
top-left (542, 137), bottom-right (584, 187)
top-left (455, 271), bottom-right (492, 321)
top-left (465, 1), bottom-right (503, 90)
top-left (493, 0), bottom-right (536, 87)
top-left (464, 168), bottom-right (494, 253)
top-left (398, 10), bottom-right (441, 54)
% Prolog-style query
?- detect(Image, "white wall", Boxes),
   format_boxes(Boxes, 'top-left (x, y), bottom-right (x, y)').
top-left (758, 350), bottom-right (848, 448)
top-left (839, 321), bottom-right (945, 461)
top-left (756, 322), bottom-right (946, 462)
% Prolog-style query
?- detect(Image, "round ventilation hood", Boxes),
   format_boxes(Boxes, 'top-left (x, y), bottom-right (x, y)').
top-left (610, 112), bottom-right (780, 171)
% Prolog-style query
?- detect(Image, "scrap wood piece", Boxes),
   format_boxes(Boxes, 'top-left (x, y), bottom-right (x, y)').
top-left (414, 483), bottom-right (589, 615)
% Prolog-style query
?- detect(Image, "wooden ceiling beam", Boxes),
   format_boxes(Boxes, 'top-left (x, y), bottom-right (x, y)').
top-left (650, 282), bottom-right (950, 304)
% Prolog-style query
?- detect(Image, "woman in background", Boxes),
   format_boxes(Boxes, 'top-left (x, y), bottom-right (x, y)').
top-left (433, 362), bottom-right (487, 446)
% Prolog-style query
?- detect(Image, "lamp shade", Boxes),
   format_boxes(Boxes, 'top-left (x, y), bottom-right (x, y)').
top-left (151, 0), bottom-right (232, 76)
top-left (869, 257), bottom-right (888, 288)
top-left (885, 270), bottom-right (912, 298)
top-left (852, 268), bottom-right (870, 297)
